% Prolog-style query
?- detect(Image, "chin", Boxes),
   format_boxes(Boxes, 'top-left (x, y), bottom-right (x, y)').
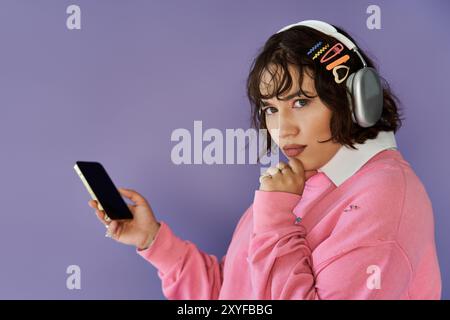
top-left (284, 153), bottom-right (308, 168)
top-left (297, 155), bottom-right (315, 171)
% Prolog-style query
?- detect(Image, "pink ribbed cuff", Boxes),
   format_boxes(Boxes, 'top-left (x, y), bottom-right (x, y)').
top-left (136, 221), bottom-right (189, 273)
top-left (252, 190), bottom-right (301, 234)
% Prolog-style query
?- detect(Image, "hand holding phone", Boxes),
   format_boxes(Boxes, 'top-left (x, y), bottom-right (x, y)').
top-left (74, 161), bottom-right (133, 220)
top-left (75, 161), bottom-right (160, 249)
top-left (88, 189), bottom-right (161, 250)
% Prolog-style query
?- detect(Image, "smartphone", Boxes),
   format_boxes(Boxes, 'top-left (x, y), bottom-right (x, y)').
top-left (74, 161), bottom-right (133, 220)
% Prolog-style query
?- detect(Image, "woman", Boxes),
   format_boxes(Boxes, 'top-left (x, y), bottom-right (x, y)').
top-left (89, 20), bottom-right (441, 299)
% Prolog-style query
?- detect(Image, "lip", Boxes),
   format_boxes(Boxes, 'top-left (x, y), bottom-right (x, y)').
top-left (282, 144), bottom-right (307, 157)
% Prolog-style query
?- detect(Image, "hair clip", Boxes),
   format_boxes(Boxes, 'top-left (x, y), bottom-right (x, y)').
top-left (307, 41), bottom-right (322, 56)
top-left (312, 43), bottom-right (329, 60)
top-left (309, 40), bottom-right (352, 84)
top-left (326, 55), bottom-right (350, 71)
top-left (332, 65), bottom-right (350, 84)
top-left (320, 43), bottom-right (345, 64)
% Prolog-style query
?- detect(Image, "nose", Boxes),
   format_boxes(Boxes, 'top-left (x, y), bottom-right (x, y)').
top-left (277, 109), bottom-right (300, 139)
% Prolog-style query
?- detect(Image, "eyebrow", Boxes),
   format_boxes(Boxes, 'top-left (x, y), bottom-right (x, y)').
top-left (260, 89), bottom-right (313, 106)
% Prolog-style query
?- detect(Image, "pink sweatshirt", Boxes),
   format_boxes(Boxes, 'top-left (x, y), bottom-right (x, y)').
top-left (137, 131), bottom-right (441, 299)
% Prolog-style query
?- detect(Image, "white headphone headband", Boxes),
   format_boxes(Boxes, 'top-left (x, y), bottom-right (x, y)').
top-left (275, 20), bottom-right (382, 128)
top-left (276, 19), bottom-right (367, 67)
top-left (276, 20), bottom-right (357, 51)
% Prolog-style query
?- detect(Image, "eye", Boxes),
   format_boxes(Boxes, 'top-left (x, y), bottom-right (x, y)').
top-left (293, 99), bottom-right (309, 108)
top-left (262, 106), bottom-right (277, 115)
top-left (261, 98), bottom-right (310, 116)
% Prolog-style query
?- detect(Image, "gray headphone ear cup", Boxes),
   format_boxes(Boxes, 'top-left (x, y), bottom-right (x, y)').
top-left (346, 68), bottom-right (383, 128)
top-left (345, 72), bottom-right (358, 124)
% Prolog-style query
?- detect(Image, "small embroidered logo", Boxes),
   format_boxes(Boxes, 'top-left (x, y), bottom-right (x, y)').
top-left (366, 265), bottom-right (382, 290)
top-left (294, 216), bottom-right (302, 224)
top-left (344, 204), bottom-right (360, 212)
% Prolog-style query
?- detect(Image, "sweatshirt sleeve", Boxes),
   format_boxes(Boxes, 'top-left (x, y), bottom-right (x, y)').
top-left (136, 221), bottom-right (225, 300)
top-left (249, 190), bottom-right (412, 300)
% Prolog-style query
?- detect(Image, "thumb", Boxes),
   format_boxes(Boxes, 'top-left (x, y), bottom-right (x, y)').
top-left (305, 170), bottom-right (318, 181)
top-left (118, 188), bottom-right (148, 206)
top-left (126, 204), bottom-right (136, 215)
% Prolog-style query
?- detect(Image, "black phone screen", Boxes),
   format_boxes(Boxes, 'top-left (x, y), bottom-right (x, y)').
top-left (76, 161), bottom-right (133, 220)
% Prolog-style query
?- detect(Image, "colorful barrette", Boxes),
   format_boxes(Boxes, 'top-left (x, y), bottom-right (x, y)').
top-left (307, 41), bottom-right (351, 84)
top-left (312, 43), bottom-right (329, 60)
top-left (307, 41), bottom-right (322, 56)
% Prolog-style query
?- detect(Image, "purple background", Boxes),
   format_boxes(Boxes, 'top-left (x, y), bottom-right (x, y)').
top-left (0, 0), bottom-right (448, 299)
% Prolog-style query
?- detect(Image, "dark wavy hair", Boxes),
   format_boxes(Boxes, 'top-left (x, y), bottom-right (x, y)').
top-left (246, 24), bottom-right (404, 159)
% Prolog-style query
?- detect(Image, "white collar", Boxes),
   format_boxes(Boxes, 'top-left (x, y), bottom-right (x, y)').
top-left (317, 131), bottom-right (398, 187)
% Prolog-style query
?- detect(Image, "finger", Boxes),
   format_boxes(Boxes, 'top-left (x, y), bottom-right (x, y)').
top-left (276, 161), bottom-right (292, 174)
top-left (266, 167), bottom-right (280, 176)
top-left (276, 161), bottom-right (288, 170)
top-left (126, 204), bottom-right (136, 216)
top-left (288, 157), bottom-right (305, 175)
top-left (118, 188), bottom-right (148, 206)
top-left (259, 174), bottom-right (272, 184)
top-left (88, 200), bottom-right (98, 209)
top-left (95, 209), bottom-right (110, 226)
top-left (305, 170), bottom-right (318, 180)
top-left (108, 221), bottom-right (119, 237)
top-left (114, 223), bottom-right (123, 240)
top-left (108, 221), bottom-right (124, 240)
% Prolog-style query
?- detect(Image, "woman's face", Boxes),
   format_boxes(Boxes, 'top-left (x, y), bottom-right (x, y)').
top-left (260, 64), bottom-right (342, 171)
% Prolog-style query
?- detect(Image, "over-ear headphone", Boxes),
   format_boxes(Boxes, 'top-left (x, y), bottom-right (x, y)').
top-left (276, 20), bottom-right (383, 128)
